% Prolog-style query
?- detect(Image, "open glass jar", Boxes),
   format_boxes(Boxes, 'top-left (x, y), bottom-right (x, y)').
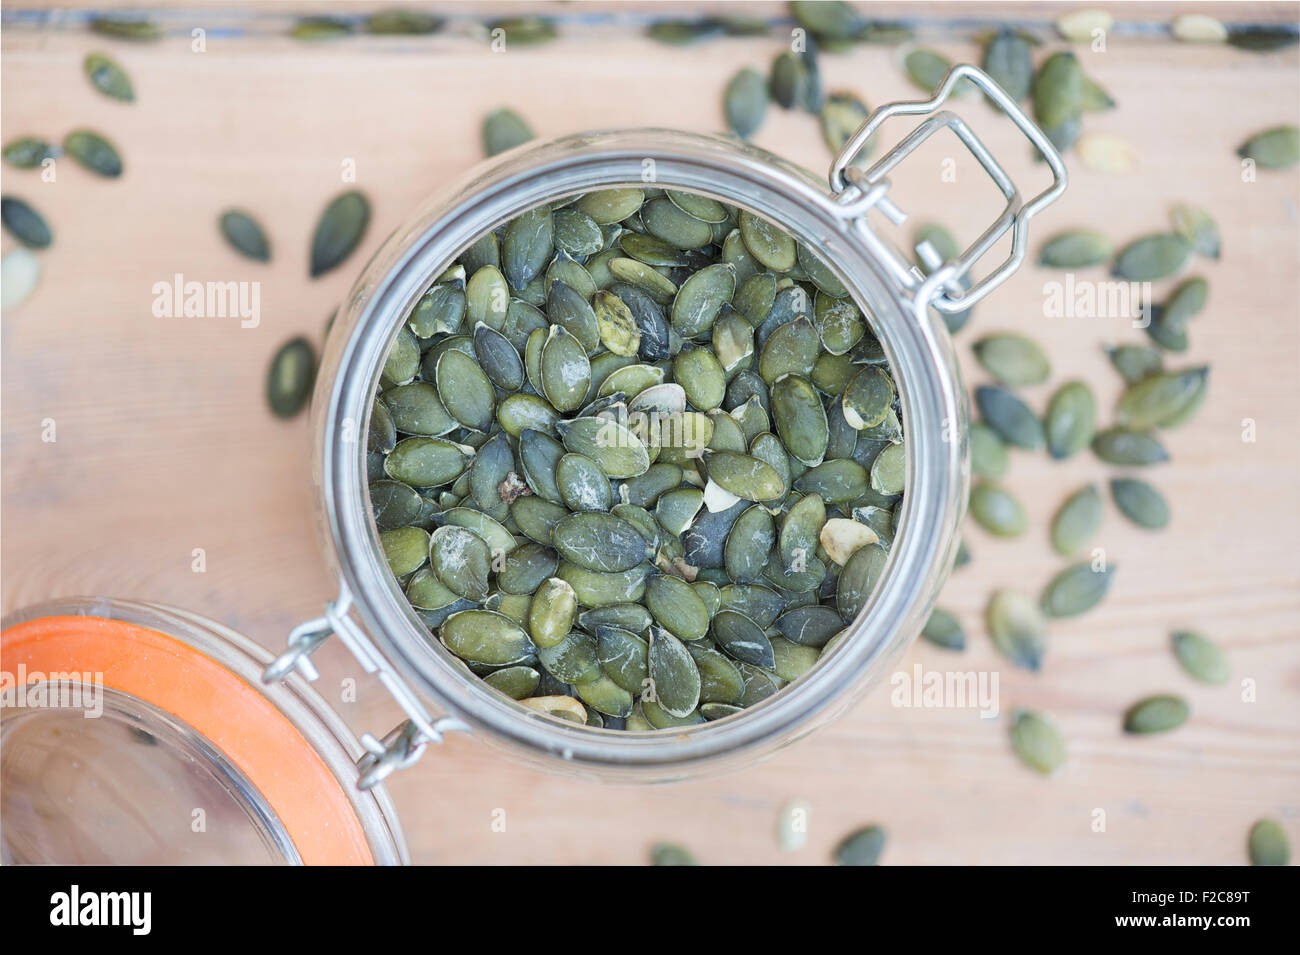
top-left (277, 65), bottom-right (1067, 786)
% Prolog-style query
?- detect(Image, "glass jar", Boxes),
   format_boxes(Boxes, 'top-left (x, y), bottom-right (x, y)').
top-left (1, 597), bottom-right (406, 864)
top-left (279, 65), bottom-right (1067, 785)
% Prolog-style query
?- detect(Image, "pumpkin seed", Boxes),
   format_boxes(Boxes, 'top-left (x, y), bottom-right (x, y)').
top-left (776, 605), bottom-right (843, 648)
top-left (973, 333), bottom-right (1050, 386)
top-left (842, 366), bottom-right (895, 430)
top-left (429, 526), bottom-right (491, 600)
top-left (869, 443), bottom-right (906, 496)
top-left (1009, 709), bottom-right (1066, 775)
top-left (834, 826), bottom-right (885, 866)
top-left (760, 317), bottom-right (820, 384)
top-left (904, 48), bottom-right (954, 92)
top-left (481, 107), bottom-right (533, 157)
top-left (1091, 427), bottom-right (1168, 466)
top-left (1170, 204), bottom-right (1220, 259)
top-left (976, 385), bottom-right (1044, 450)
top-left (712, 610), bottom-right (775, 668)
top-left (987, 590), bottom-right (1048, 670)
top-left (63, 129), bottom-right (123, 178)
top-left (574, 674), bottom-right (634, 718)
top-left (1050, 484), bottom-right (1102, 556)
top-left (982, 30), bottom-right (1033, 102)
top-left (537, 630), bottom-right (602, 684)
top-left (650, 842), bottom-right (699, 865)
top-left (1172, 14), bottom-right (1228, 43)
top-left (969, 483), bottom-right (1027, 537)
top-left (503, 205), bottom-right (554, 289)
top-left (795, 458), bottom-right (869, 503)
top-left (724, 68), bottom-right (768, 140)
top-left (489, 17), bottom-right (557, 46)
top-left (552, 512), bottom-right (649, 573)
top-left (921, 608), bottom-right (965, 651)
top-left (1041, 563), bottom-right (1114, 618)
top-left (705, 451), bottom-right (785, 502)
top-left (1033, 51), bottom-right (1082, 131)
top-left (739, 211), bottom-right (796, 272)
top-left (1112, 233), bottom-right (1191, 282)
top-left (290, 17), bottom-right (352, 40)
top-left (0, 196), bottom-right (52, 249)
top-left (837, 543), bottom-right (888, 620)
top-left (672, 263), bottom-right (736, 338)
top-left (1039, 229), bottom-right (1112, 268)
top-left (1044, 381), bottom-right (1095, 460)
top-left (725, 505), bottom-right (776, 584)
top-left (90, 16), bottom-right (162, 41)
top-left (1105, 344), bottom-right (1163, 384)
top-left (1248, 820), bottom-right (1291, 866)
top-left (646, 626), bottom-right (701, 717)
top-left (820, 92), bottom-right (871, 163)
top-left (498, 543), bottom-right (558, 595)
top-left (218, 209), bottom-right (270, 262)
top-left (379, 526), bottom-right (429, 577)
top-left (83, 52), bottom-right (134, 102)
top-left (1237, 126), bottom-right (1300, 169)
top-left (266, 337), bottom-right (316, 418)
top-left (443, 610), bottom-right (535, 666)
top-left (483, 666), bottom-right (540, 700)
top-left (558, 415), bottom-right (650, 478)
top-left (1123, 694), bottom-right (1189, 734)
top-left (309, 190), bottom-right (369, 277)
top-left (1116, 367), bottom-right (1208, 430)
top-left (1171, 630), bottom-right (1229, 685)
top-left (1112, 477), bottom-right (1169, 529)
top-left (384, 437), bottom-right (472, 487)
top-left (970, 422), bottom-right (1009, 480)
top-left (365, 10), bottom-right (443, 34)
top-left (3, 138), bottom-right (57, 169)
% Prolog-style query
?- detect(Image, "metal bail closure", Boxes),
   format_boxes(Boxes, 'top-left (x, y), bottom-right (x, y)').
top-left (266, 578), bottom-right (470, 788)
top-left (828, 63), bottom-right (1068, 315)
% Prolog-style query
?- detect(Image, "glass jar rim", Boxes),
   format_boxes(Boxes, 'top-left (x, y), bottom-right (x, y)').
top-left (313, 128), bottom-right (966, 776)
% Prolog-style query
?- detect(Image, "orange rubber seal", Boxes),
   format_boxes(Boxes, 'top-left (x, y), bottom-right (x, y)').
top-left (1, 615), bottom-right (374, 865)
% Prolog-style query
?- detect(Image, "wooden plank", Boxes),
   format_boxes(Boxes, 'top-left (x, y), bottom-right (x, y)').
top-left (2, 4), bottom-right (1297, 864)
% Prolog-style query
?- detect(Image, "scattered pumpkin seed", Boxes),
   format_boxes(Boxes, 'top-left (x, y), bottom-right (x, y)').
top-left (0, 196), bottom-right (52, 249)
top-left (1105, 344), bottom-right (1163, 384)
top-left (650, 842), bottom-right (699, 866)
top-left (1038, 229), bottom-right (1112, 268)
top-left (218, 209), bottom-right (270, 262)
top-left (1050, 484), bottom-right (1102, 556)
top-left (1237, 126), bottom-right (1300, 169)
top-left (724, 68), bottom-right (768, 140)
top-left (3, 138), bottom-right (57, 169)
top-left (1171, 204), bottom-right (1220, 259)
top-left (1227, 27), bottom-right (1299, 52)
top-left (1248, 819), bottom-right (1291, 866)
top-left (974, 333), bottom-right (1050, 386)
top-left (1171, 14), bottom-right (1228, 44)
top-left (482, 108), bottom-right (533, 157)
top-left (976, 385), bottom-right (1044, 450)
top-left (1171, 630), bottom-right (1230, 685)
top-left (90, 16), bottom-right (161, 42)
top-left (987, 590), bottom-right (1048, 670)
top-left (982, 30), bottom-right (1033, 102)
top-left (903, 48), bottom-right (954, 92)
top-left (489, 17), bottom-right (557, 47)
top-left (1033, 51), bottom-right (1083, 132)
top-left (1041, 562), bottom-right (1114, 618)
top-left (1091, 427), bottom-right (1168, 466)
top-left (1116, 367), bottom-right (1208, 430)
top-left (921, 608), bottom-right (965, 651)
top-left (309, 190), bottom-right (369, 277)
top-left (1123, 694), bottom-right (1189, 734)
top-left (63, 129), bottom-right (122, 178)
top-left (1009, 709), bottom-right (1066, 775)
top-left (83, 52), bottom-right (134, 102)
top-left (969, 483), bottom-right (1027, 538)
top-left (1112, 233), bottom-right (1191, 281)
top-left (834, 826), bottom-right (885, 866)
top-left (1045, 381), bottom-right (1096, 460)
top-left (970, 422), bottom-right (1009, 480)
top-left (266, 337), bottom-right (316, 418)
top-left (1111, 477), bottom-right (1170, 529)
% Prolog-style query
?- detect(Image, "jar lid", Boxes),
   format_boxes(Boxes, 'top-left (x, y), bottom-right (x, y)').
top-left (0, 598), bottom-right (406, 865)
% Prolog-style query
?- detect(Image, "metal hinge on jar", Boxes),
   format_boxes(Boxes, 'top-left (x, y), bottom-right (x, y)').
top-left (265, 580), bottom-right (469, 789)
top-left (826, 63), bottom-right (1068, 315)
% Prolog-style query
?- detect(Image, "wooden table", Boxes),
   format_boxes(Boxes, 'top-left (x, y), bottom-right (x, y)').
top-left (3, 2), bottom-right (1298, 864)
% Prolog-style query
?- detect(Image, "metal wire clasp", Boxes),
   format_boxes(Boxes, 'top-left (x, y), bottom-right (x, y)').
top-left (264, 579), bottom-right (470, 788)
top-left (828, 62), bottom-right (1068, 315)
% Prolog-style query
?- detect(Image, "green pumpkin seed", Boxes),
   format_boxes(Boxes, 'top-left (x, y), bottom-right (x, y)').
top-left (3, 138), bottom-right (58, 169)
top-left (739, 211), bottom-right (797, 272)
top-left (671, 263), bottom-right (736, 339)
top-left (481, 107), bottom-right (533, 157)
top-left (1105, 344), bottom-right (1163, 384)
top-left (290, 17), bottom-right (352, 40)
top-left (489, 16), bottom-right (557, 46)
top-left (769, 51), bottom-right (810, 110)
top-left (969, 483), bottom-right (1027, 537)
top-left (0, 196), bottom-right (52, 249)
top-left (371, 481), bottom-right (422, 531)
top-left (1123, 695), bottom-right (1189, 734)
top-left (574, 674), bottom-right (634, 719)
top-left (759, 317), bottom-right (820, 385)
top-left (405, 567), bottom-right (459, 611)
top-left (368, 399), bottom-right (396, 454)
top-left (365, 10), bottom-right (443, 34)
top-left (1171, 630), bottom-right (1229, 685)
top-left (575, 188), bottom-right (644, 225)
top-left (440, 507), bottom-right (515, 557)
top-left (379, 526), bottom-right (429, 577)
top-left (705, 451), bottom-right (785, 502)
top-left (777, 605), bottom-right (844, 648)
top-left (1041, 562), bottom-right (1114, 618)
top-left (1237, 126), bottom-right (1299, 169)
top-left (266, 337), bottom-right (316, 418)
top-left (1032, 51), bottom-right (1082, 131)
top-left (537, 630), bottom-right (602, 684)
top-left (779, 492), bottom-right (826, 570)
top-left (537, 325), bottom-right (590, 413)
top-left (976, 385), bottom-right (1044, 450)
top-left (973, 333), bottom-right (1050, 386)
top-left (1111, 477), bottom-right (1169, 529)
top-left (1038, 229), bottom-right (1113, 268)
top-left (987, 590), bottom-right (1048, 670)
top-left (1044, 380), bottom-right (1095, 459)
top-left (869, 443), bottom-right (906, 496)
top-left (552, 512), bottom-right (649, 573)
top-left (503, 205), bottom-right (554, 289)
top-left (1050, 484), bottom-right (1102, 556)
top-left (1112, 233), bottom-right (1191, 281)
top-left (841, 366), bottom-right (894, 431)
top-left (795, 458), bottom-right (869, 503)
top-left (511, 495), bottom-right (567, 545)
top-left (837, 543), bottom-right (888, 620)
top-left (1009, 709), bottom-right (1066, 775)
top-left (497, 542), bottom-right (558, 595)
top-left (595, 626), bottom-right (649, 694)
top-left (970, 422), bottom-right (1009, 480)
top-left (557, 415), bottom-right (650, 478)
top-left (712, 610), bottom-right (775, 668)
top-left (834, 826), bottom-right (885, 866)
top-left (904, 47), bottom-right (954, 92)
top-left (982, 30), bottom-right (1033, 102)
top-left (642, 197), bottom-right (713, 250)
top-left (1091, 427), bottom-right (1168, 466)
top-left (218, 209), bottom-right (269, 262)
top-left (1171, 204), bottom-right (1220, 259)
top-left (429, 525), bottom-right (491, 600)
top-left (765, 375), bottom-right (826, 467)
top-left (435, 348), bottom-right (496, 432)
top-left (483, 666), bottom-right (540, 700)
top-left (1116, 367), bottom-right (1208, 429)
top-left (812, 293), bottom-right (863, 355)
top-left (83, 51), bottom-right (134, 102)
top-left (308, 190), bottom-right (369, 277)
top-left (466, 266), bottom-right (510, 330)
top-left (384, 437), bottom-right (472, 487)
top-left (497, 393), bottom-right (559, 438)
top-left (724, 68), bottom-right (769, 139)
top-left (646, 626), bottom-right (701, 717)
top-left (63, 129), bottom-right (123, 178)
top-left (921, 608), bottom-right (965, 650)
top-left (821, 92), bottom-right (871, 164)
top-left (90, 16), bottom-right (162, 41)
top-left (442, 610), bottom-right (536, 666)
top-left (1248, 819), bottom-right (1291, 866)
top-left (725, 506), bottom-right (776, 584)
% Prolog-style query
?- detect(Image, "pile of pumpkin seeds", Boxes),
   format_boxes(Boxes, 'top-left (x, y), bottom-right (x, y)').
top-left (367, 187), bottom-right (908, 730)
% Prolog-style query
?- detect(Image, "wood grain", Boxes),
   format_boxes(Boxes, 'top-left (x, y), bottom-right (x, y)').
top-left (2, 2), bottom-right (1297, 864)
